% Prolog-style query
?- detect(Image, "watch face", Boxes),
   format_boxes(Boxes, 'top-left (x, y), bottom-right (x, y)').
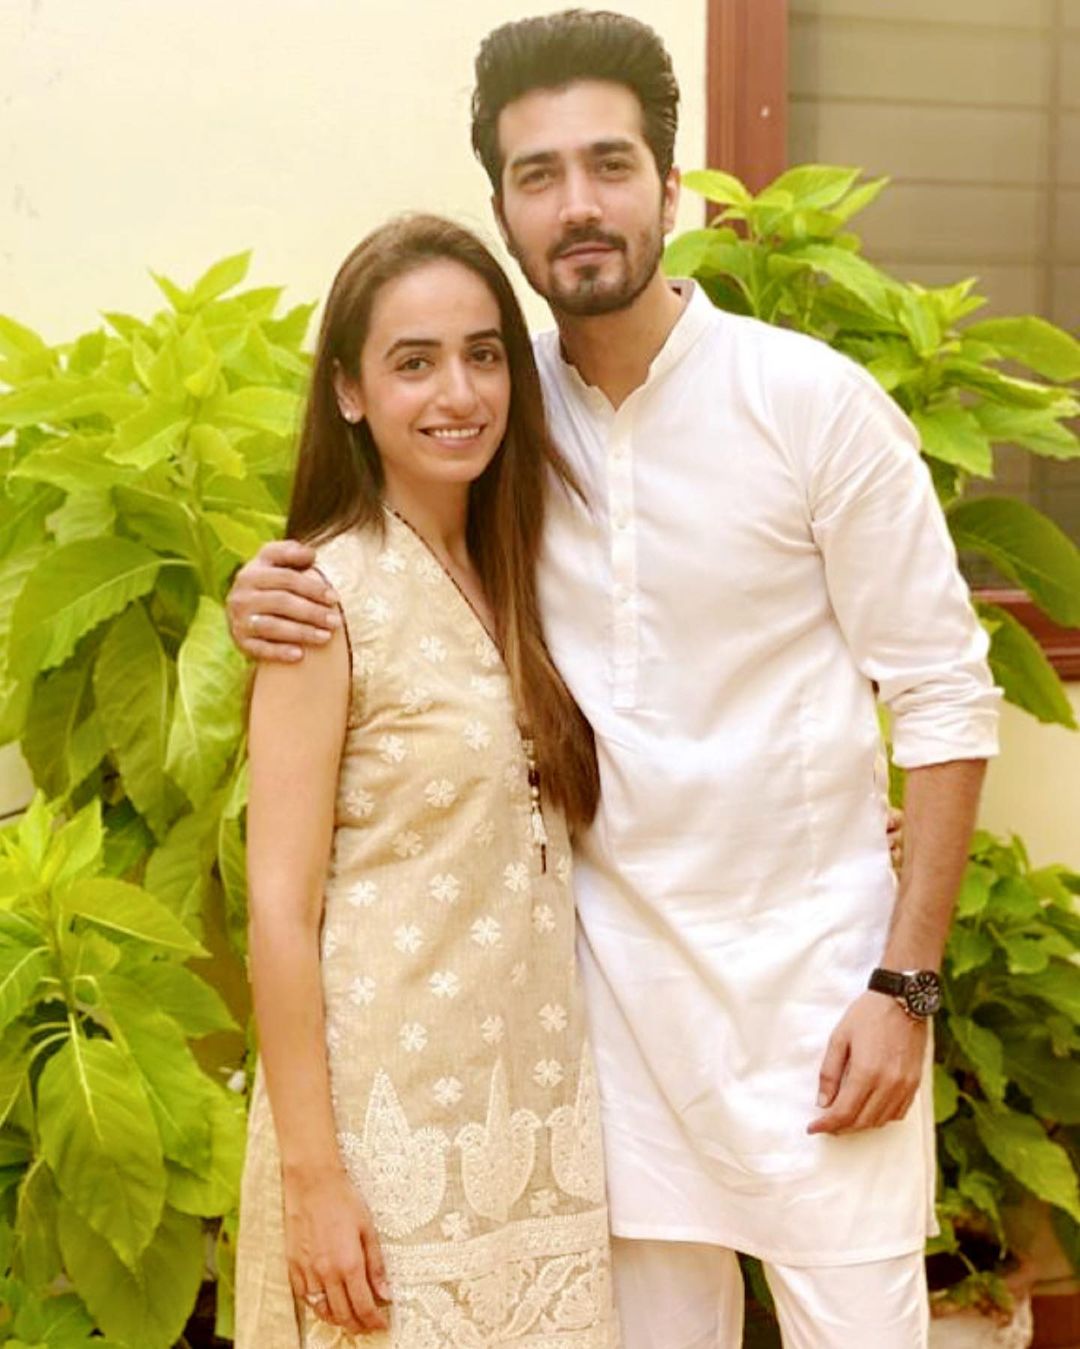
top-left (906, 970), bottom-right (942, 1017)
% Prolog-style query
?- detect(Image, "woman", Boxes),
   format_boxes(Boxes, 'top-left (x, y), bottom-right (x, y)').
top-left (235, 215), bottom-right (616, 1347)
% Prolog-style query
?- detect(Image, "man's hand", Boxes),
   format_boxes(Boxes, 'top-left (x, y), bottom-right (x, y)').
top-left (807, 991), bottom-right (926, 1135)
top-left (227, 540), bottom-right (340, 662)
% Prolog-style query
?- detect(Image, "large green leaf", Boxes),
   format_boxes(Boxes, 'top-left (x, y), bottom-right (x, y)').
top-left (0, 927), bottom-right (50, 1034)
top-left (59, 1201), bottom-right (203, 1349)
top-left (0, 1023), bottom-right (31, 1127)
top-left (0, 376), bottom-right (140, 429)
top-left (21, 658), bottom-right (98, 798)
top-left (977, 601), bottom-right (1077, 728)
top-left (120, 959), bottom-right (236, 1037)
top-left (964, 315), bottom-right (1080, 383)
top-left (143, 795), bottom-right (222, 925)
top-left (1001, 1036), bottom-right (1080, 1124)
top-left (94, 603), bottom-right (177, 837)
top-left (912, 406), bottom-right (993, 476)
top-left (947, 496), bottom-right (1080, 627)
top-left (112, 485), bottom-right (201, 563)
top-left (109, 402), bottom-right (186, 470)
top-left (933, 1063), bottom-right (960, 1123)
top-left (948, 1016), bottom-right (1007, 1103)
top-left (190, 250), bottom-right (252, 307)
top-left (1023, 962), bottom-right (1080, 1024)
top-left (768, 164), bottom-right (861, 211)
top-left (682, 168), bottom-right (753, 209)
top-left (971, 1101), bottom-right (1080, 1221)
top-left (974, 403), bottom-right (1080, 461)
top-left (99, 973), bottom-right (214, 1173)
top-left (9, 538), bottom-right (163, 679)
top-left (213, 385), bottom-right (302, 436)
top-left (10, 436), bottom-right (129, 492)
top-left (165, 1083), bottom-right (245, 1217)
top-left (14, 1158), bottom-right (62, 1291)
top-left (63, 878), bottom-right (206, 957)
top-left (165, 598), bottom-right (246, 809)
top-left (38, 1036), bottom-right (165, 1266)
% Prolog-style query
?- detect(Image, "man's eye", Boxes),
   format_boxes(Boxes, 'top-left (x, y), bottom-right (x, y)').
top-left (598, 158), bottom-right (630, 175)
top-left (520, 169), bottom-right (551, 188)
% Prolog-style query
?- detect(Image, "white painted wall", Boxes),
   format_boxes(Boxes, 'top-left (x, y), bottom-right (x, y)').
top-left (0, 0), bottom-right (707, 341)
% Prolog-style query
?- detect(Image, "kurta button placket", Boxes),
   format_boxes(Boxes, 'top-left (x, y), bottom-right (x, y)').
top-left (608, 413), bottom-right (638, 711)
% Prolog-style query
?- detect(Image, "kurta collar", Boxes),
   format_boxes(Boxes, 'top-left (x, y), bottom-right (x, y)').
top-left (552, 279), bottom-right (716, 410)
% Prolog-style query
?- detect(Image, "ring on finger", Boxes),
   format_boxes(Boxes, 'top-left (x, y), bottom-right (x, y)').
top-left (248, 612), bottom-right (263, 635)
top-left (304, 1291), bottom-right (328, 1309)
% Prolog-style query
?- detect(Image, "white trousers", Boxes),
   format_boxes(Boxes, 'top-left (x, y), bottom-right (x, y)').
top-left (611, 1237), bottom-right (929, 1349)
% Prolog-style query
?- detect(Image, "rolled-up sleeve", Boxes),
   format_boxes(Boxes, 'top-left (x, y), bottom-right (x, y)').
top-left (808, 364), bottom-right (1001, 768)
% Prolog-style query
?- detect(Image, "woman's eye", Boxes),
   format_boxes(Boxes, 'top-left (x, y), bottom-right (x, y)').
top-left (398, 356), bottom-right (429, 373)
top-left (471, 346), bottom-right (503, 366)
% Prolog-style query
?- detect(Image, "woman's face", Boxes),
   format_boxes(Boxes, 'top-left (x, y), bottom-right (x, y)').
top-left (335, 258), bottom-right (511, 501)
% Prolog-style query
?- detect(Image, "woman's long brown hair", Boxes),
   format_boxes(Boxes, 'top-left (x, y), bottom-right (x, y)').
top-left (286, 214), bottom-right (599, 829)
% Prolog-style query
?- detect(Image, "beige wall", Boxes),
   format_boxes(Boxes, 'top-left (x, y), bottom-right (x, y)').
top-left (980, 686), bottom-right (1080, 871)
top-left (0, 0), bottom-right (706, 343)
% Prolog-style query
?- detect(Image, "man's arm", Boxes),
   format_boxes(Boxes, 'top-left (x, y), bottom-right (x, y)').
top-left (227, 540), bottom-right (341, 661)
top-left (808, 757), bottom-right (984, 1135)
top-left (798, 359), bottom-right (1000, 1136)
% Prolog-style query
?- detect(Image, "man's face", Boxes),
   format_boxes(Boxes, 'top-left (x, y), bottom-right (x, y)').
top-left (493, 80), bottom-right (679, 318)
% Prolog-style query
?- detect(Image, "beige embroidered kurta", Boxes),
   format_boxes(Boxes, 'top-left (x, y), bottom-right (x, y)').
top-left (236, 512), bottom-right (615, 1348)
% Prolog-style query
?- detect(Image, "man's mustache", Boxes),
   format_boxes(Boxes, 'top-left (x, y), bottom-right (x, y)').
top-left (548, 228), bottom-right (626, 262)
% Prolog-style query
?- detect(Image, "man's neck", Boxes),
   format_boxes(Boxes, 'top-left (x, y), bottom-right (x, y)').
top-left (554, 271), bottom-right (687, 409)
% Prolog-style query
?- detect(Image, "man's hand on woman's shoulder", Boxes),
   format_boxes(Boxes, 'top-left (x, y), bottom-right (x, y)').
top-left (227, 540), bottom-right (341, 662)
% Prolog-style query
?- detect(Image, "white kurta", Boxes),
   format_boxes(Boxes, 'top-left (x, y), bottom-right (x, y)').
top-left (532, 283), bottom-right (1001, 1267)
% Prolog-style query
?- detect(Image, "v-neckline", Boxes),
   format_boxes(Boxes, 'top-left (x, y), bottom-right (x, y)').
top-left (383, 506), bottom-right (502, 657)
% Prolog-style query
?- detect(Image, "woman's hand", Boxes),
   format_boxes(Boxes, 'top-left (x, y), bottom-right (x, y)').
top-left (226, 540), bottom-right (341, 662)
top-left (284, 1165), bottom-right (391, 1334)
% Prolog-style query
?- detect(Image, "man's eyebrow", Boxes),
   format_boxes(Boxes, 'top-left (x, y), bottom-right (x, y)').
top-left (384, 329), bottom-right (503, 358)
top-left (587, 138), bottom-right (638, 157)
top-left (508, 139), bottom-right (640, 173)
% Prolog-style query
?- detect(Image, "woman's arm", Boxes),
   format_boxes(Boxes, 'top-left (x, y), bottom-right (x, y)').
top-left (247, 626), bottom-right (389, 1334)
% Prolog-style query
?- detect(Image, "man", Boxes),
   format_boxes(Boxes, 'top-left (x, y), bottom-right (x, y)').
top-left (228, 11), bottom-right (1000, 1345)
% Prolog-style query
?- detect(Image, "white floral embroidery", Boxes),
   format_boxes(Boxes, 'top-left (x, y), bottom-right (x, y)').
top-left (480, 1015), bottom-right (504, 1045)
top-left (362, 594), bottom-right (392, 624)
top-left (416, 554), bottom-right (443, 583)
top-left (321, 928), bottom-right (339, 959)
top-left (393, 924), bottom-right (424, 954)
top-left (344, 786), bottom-right (375, 818)
top-left (424, 779), bottom-right (457, 809)
top-left (502, 762), bottom-right (521, 792)
top-left (532, 904), bottom-right (556, 934)
top-left (419, 635), bottom-right (447, 663)
top-left (428, 873), bottom-right (461, 905)
top-left (530, 1188), bottom-right (559, 1218)
top-left (473, 636), bottom-right (500, 669)
top-left (378, 733), bottom-right (407, 764)
top-left (338, 1071), bottom-right (449, 1239)
top-left (539, 1003), bottom-right (568, 1033)
top-left (393, 830), bottom-right (423, 858)
top-left (556, 854), bottom-right (572, 886)
top-left (376, 548), bottom-right (406, 574)
top-left (533, 1059), bottom-right (564, 1089)
top-left (470, 917), bottom-right (501, 949)
top-left (455, 1060), bottom-right (540, 1222)
top-left (470, 674), bottom-right (502, 700)
top-left (473, 820), bottom-right (496, 847)
top-left (429, 970), bottom-right (461, 1000)
top-left (547, 1054), bottom-right (606, 1203)
top-left (402, 685), bottom-right (433, 715)
top-left (433, 1077), bottom-right (463, 1108)
top-left (400, 1022), bottom-right (428, 1053)
top-left (503, 862), bottom-right (529, 894)
top-left (346, 879), bottom-right (378, 908)
top-left (439, 1210), bottom-right (470, 1240)
top-left (462, 720), bottom-right (492, 751)
top-left (355, 647), bottom-right (377, 680)
top-left (510, 962), bottom-right (527, 987)
top-left (325, 1020), bottom-right (342, 1055)
top-left (349, 976), bottom-right (376, 1007)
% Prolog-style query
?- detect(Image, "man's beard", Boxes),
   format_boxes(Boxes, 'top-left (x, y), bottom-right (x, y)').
top-left (511, 219), bottom-right (665, 318)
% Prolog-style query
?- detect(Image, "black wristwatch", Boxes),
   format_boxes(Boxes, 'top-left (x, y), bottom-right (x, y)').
top-left (868, 967), bottom-right (942, 1020)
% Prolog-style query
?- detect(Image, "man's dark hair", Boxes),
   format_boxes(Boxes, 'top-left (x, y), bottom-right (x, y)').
top-left (471, 9), bottom-right (680, 190)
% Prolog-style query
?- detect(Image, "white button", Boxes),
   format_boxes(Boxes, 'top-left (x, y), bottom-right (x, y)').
top-left (611, 442), bottom-right (627, 462)
top-left (613, 512), bottom-right (629, 531)
top-left (614, 584), bottom-right (630, 604)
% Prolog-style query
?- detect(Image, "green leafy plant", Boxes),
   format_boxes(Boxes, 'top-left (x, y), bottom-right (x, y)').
top-left (0, 794), bottom-right (244, 1347)
top-left (930, 832), bottom-right (1080, 1314)
top-left (0, 249), bottom-right (312, 948)
top-left (665, 164), bottom-right (1080, 731)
